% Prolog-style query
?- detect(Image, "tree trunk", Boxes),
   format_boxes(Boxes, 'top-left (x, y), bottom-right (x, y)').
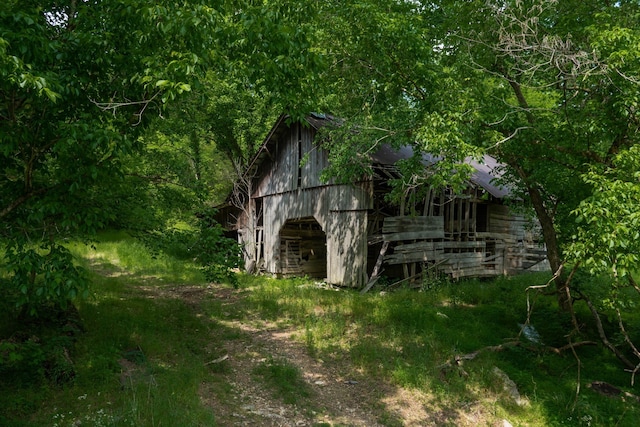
top-left (531, 188), bottom-right (570, 310)
top-left (514, 166), bottom-right (571, 311)
top-left (503, 76), bottom-right (571, 310)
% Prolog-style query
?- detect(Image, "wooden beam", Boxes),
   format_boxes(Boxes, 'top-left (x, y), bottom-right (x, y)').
top-left (388, 259), bottom-right (448, 289)
top-left (361, 241), bottom-right (390, 294)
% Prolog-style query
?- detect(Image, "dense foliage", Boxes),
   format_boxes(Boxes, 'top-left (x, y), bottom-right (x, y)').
top-left (307, 0), bottom-right (640, 373)
top-left (0, 0), bottom-right (321, 312)
top-left (2, 0), bottom-right (640, 395)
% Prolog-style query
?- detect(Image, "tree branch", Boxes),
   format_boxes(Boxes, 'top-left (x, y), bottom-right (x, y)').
top-left (577, 289), bottom-right (635, 370)
top-left (89, 91), bottom-right (161, 125)
top-left (0, 187), bottom-right (50, 220)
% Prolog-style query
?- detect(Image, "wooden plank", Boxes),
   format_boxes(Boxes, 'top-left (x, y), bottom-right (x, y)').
top-left (392, 240), bottom-right (485, 255)
top-left (440, 241), bottom-right (485, 250)
top-left (368, 234), bottom-right (384, 245)
top-left (382, 215), bottom-right (444, 231)
top-left (280, 229), bottom-right (324, 239)
top-left (256, 228), bottom-right (263, 263)
top-left (482, 253), bottom-right (502, 263)
top-left (385, 251), bottom-right (442, 265)
top-left (464, 200), bottom-right (469, 234)
top-left (382, 216), bottom-right (444, 242)
top-left (475, 232), bottom-right (517, 241)
top-left (361, 241), bottom-right (389, 294)
top-left (423, 187), bottom-right (432, 216)
top-left (441, 252), bottom-right (484, 262)
top-left (471, 201), bottom-right (477, 235)
top-left (393, 241), bottom-right (440, 253)
top-left (383, 231), bottom-right (445, 242)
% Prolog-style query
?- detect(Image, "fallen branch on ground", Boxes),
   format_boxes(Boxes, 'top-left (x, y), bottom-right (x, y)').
top-left (438, 340), bottom-right (598, 378)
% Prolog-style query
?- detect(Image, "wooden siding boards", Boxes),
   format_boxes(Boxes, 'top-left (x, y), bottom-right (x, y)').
top-left (379, 202), bottom-right (548, 279)
top-left (225, 113), bottom-right (548, 288)
top-left (254, 123), bottom-right (330, 198)
top-left (382, 216), bottom-right (444, 242)
top-left (261, 180), bottom-right (371, 286)
top-left (327, 210), bottom-right (368, 287)
top-left (300, 124), bottom-right (329, 188)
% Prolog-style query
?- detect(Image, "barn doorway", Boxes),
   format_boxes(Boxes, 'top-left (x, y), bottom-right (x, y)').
top-left (279, 217), bottom-right (327, 279)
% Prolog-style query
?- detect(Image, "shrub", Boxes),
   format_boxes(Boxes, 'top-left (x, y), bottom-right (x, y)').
top-left (192, 207), bottom-right (242, 286)
top-left (2, 242), bottom-right (89, 316)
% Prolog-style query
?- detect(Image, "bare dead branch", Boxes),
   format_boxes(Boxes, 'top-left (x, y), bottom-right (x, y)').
top-left (488, 126), bottom-right (532, 149)
top-left (228, 158), bottom-right (259, 273)
top-left (89, 91), bottom-right (161, 125)
top-left (565, 263), bottom-right (581, 332)
top-left (439, 339), bottom-right (596, 377)
top-left (522, 263), bottom-right (563, 338)
top-left (615, 308), bottom-right (640, 385)
top-left (568, 336), bottom-right (582, 410)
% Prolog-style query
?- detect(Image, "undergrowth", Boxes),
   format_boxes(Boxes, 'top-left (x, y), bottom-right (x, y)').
top-left (242, 274), bottom-right (640, 426)
top-left (1, 233), bottom-right (639, 426)
top-left (252, 356), bottom-right (312, 405)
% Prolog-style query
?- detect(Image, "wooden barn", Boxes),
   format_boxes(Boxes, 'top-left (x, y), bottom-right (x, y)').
top-left (216, 113), bottom-right (548, 288)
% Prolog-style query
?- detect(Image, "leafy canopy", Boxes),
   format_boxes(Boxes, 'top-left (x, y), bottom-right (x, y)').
top-left (0, 0), bottom-right (322, 312)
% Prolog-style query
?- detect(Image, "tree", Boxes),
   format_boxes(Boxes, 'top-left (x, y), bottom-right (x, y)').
top-left (306, 0), bottom-right (640, 370)
top-left (0, 0), bottom-right (322, 313)
top-left (449, 0), bottom-right (640, 310)
top-left (124, 75), bottom-right (283, 276)
top-left (566, 146), bottom-right (640, 375)
top-left (311, 0), bottom-right (483, 191)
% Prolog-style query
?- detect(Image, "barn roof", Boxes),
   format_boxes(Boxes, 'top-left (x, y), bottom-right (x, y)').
top-left (369, 144), bottom-right (510, 199)
top-left (245, 112), bottom-right (511, 199)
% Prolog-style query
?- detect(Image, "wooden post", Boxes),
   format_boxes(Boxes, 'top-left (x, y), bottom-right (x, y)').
top-left (256, 227), bottom-right (263, 267)
top-left (361, 241), bottom-right (389, 294)
top-left (399, 189), bottom-right (410, 280)
top-left (464, 199), bottom-right (470, 239)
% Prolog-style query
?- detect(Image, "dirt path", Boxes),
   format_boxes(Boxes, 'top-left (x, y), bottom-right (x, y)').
top-left (203, 285), bottom-right (392, 426)
top-left (143, 283), bottom-right (491, 426)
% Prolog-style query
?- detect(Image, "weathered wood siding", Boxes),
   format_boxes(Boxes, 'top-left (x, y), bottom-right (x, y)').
top-left (327, 210), bottom-right (368, 287)
top-left (248, 119), bottom-right (372, 286)
top-left (253, 123), bottom-right (330, 198)
top-left (300, 125), bottom-right (329, 189)
top-left (379, 202), bottom-right (548, 280)
top-left (382, 216), bottom-right (444, 242)
top-left (259, 182), bottom-right (371, 286)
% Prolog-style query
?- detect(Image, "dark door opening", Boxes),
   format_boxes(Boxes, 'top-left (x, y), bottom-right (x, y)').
top-left (279, 217), bottom-right (327, 279)
top-left (476, 203), bottom-right (489, 233)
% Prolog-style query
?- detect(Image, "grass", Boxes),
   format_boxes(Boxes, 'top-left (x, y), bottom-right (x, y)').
top-left (1, 232), bottom-right (225, 426)
top-left (67, 230), bottom-right (204, 285)
top-left (252, 356), bottom-right (311, 405)
top-left (241, 275), bottom-right (640, 426)
top-left (1, 232), bottom-right (639, 426)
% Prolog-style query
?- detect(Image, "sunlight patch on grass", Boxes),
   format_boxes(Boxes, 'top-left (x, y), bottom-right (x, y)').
top-left (68, 232), bottom-right (206, 286)
top-left (4, 236), bottom-right (640, 427)
top-left (232, 272), bottom-right (640, 426)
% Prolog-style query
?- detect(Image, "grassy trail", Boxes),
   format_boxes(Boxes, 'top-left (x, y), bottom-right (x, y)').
top-left (2, 236), bottom-right (640, 426)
